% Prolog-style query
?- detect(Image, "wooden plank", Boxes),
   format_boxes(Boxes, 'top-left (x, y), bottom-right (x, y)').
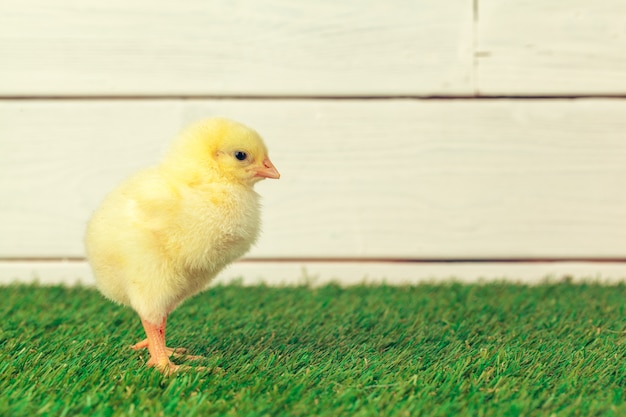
top-left (0, 0), bottom-right (473, 96)
top-left (1, 260), bottom-right (625, 286)
top-left (478, 0), bottom-right (626, 95)
top-left (2, 99), bottom-right (626, 260)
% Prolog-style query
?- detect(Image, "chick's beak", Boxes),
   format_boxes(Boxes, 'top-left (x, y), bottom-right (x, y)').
top-left (255, 158), bottom-right (280, 179)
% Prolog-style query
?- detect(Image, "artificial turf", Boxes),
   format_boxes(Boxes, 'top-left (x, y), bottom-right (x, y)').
top-left (1, 281), bottom-right (626, 416)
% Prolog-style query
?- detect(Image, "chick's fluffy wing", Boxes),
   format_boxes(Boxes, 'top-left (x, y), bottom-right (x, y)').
top-left (88, 168), bottom-right (182, 259)
top-left (124, 170), bottom-right (182, 233)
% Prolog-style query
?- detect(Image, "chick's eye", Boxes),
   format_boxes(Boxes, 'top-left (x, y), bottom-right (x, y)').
top-left (234, 151), bottom-right (247, 161)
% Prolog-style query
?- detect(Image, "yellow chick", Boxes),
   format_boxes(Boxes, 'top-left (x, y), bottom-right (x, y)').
top-left (85, 118), bottom-right (279, 373)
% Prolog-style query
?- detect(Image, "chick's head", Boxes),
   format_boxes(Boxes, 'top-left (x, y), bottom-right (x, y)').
top-left (163, 118), bottom-right (280, 187)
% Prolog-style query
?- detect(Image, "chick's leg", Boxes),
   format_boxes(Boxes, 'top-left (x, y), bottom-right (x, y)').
top-left (132, 316), bottom-right (201, 359)
top-left (140, 316), bottom-right (178, 373)
top-left (132, 340), bottom-right (190, 356)
top-left (132, 321), bottom-right (188, 356)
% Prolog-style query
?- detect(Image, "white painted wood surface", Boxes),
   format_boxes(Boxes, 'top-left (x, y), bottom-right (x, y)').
top-left (2, 0), bottom-right (626, 284)
top-left (478, 0), bottom-right (626, 95)
top-left (0, 0), bottom-right (474, 96)
top-left (3, 0), bottom-right (626, 97)
top-left (2, 99), bottom-right (626, 260)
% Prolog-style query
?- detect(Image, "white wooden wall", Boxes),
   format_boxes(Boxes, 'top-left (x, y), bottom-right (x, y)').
top-left (2, 0), bottom-right (626, 285)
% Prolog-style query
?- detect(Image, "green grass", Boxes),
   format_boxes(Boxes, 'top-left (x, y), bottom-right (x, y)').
top-left (1, 281), bottom-right (626, 416)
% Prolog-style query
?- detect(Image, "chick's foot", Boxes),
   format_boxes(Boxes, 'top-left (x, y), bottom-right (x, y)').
top-left (136, 316), bottom-right (207, 374)
top-left (151, 361), bottom-right (210, 376)
top-left (132, 339), bottom-right (204, 361)
top-left (132, 339), bottom-right (187, 356)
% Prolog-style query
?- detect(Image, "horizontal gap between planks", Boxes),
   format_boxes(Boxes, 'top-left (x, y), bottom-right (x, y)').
top-left (2, 94), bottom-right (626, 101)
top-left (3, 257), bottom-right (626, 264)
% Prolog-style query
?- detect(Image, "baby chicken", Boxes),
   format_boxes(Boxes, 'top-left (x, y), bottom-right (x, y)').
top-left (85, 118), bottom-right (279, 373)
